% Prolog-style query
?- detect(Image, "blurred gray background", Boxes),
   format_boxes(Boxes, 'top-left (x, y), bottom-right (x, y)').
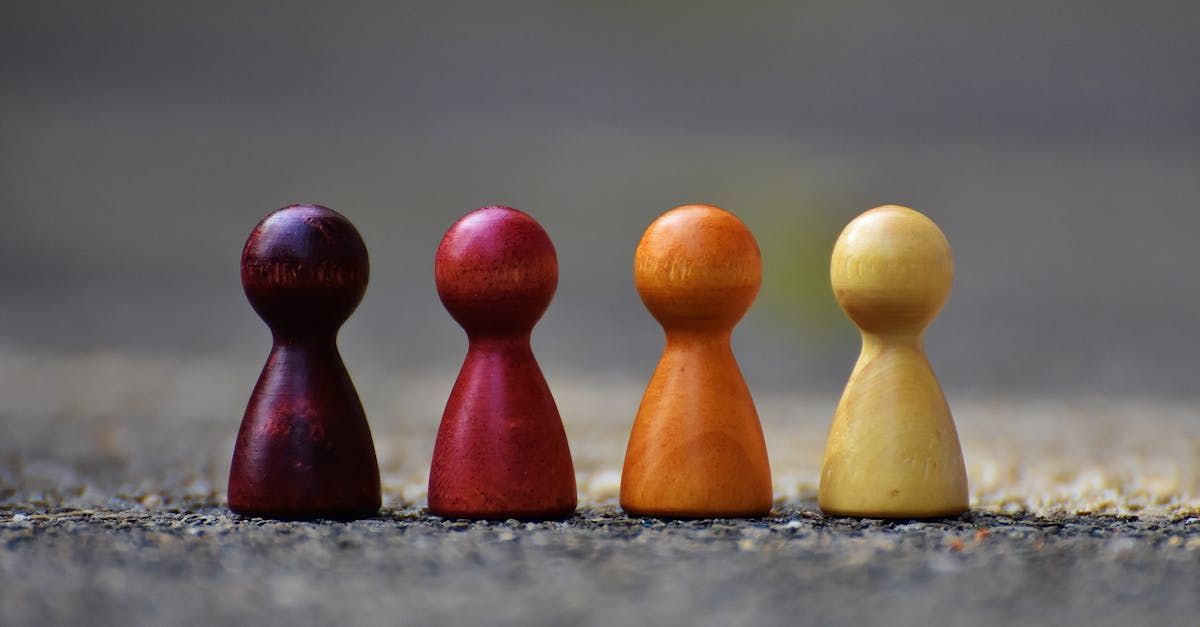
top-left (5, 7), bottom-right (1200, 625)
top-left (2, 0), bottom-right (1198, 400)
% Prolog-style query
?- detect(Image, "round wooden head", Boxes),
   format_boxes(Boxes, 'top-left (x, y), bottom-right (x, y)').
top-left (435, 206), bottom-right (558, 335)
top-left (241, 204), bottom-right (369, 336)
top-left (830, 205), bottom-right (953, 334)
top-left (634, 204), bottom-right (762, 331)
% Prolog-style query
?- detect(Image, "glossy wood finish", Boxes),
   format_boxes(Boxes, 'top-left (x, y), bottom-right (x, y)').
top-left (429, 206), bottom-right (577, 520)
top-left (229, 204), bottom-right (381, 520)
top-left (621, 204), bottom-right (773, 518)
top-left (820, 205), bottom-right (968, 518)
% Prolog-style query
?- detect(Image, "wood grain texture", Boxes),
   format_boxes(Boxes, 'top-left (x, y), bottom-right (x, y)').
top-left (621, 204), bottom-right (773, 518)
top-left (428, 206), bottom-right (577, 520)
top-left (229, 204), bottom-right (381, 520)
top-left (820, 205), bottom-right (968, 518)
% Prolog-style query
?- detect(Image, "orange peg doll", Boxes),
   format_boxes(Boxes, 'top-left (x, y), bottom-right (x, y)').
top-left (620, 204), bottom-right (773, 518)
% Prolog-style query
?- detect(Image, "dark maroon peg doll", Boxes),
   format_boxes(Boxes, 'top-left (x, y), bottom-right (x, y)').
top-left (229, 204), bottom-right (381, 520)
top-left (429, 206), bottom-right (577, 520)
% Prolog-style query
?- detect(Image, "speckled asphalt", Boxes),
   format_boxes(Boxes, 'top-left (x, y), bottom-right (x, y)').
top-left (3, 503), bottom-right (1199, 627)
top-left (3, 352), bottom-right (1200, 626)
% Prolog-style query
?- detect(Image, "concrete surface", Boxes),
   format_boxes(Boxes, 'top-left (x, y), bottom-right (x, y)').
top-left (3, 348), bottom-right (1199, 626)
top-left (3, 505), bottom-right (1198, 627)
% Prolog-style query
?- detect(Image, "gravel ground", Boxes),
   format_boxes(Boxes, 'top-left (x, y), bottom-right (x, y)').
top-left (3, 504), bottom-right (1199, 627)
top-left (3, 349), bottom-right (1200, 626)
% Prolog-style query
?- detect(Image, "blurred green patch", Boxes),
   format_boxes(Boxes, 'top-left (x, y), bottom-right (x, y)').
top-left (741, 191), bottom-right (844, 333)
